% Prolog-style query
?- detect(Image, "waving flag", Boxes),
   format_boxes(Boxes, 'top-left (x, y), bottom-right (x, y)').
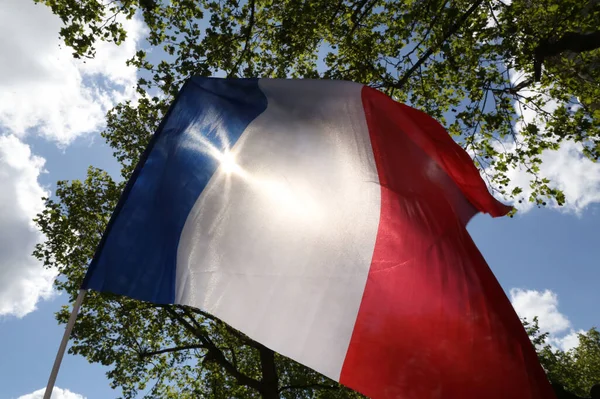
top-left (82, 78), bottom-right (554, 398)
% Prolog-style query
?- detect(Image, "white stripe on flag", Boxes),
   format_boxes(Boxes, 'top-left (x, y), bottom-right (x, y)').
top-left (176, 79), bottom-right (381, 379)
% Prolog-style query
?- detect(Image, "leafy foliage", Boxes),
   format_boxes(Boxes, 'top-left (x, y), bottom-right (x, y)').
top-left (33, 0), bottom-right (600, 397)
top-left (524, 318), bottom-right (600, 398)
top-left (35, 0), bottom-right (600, 206)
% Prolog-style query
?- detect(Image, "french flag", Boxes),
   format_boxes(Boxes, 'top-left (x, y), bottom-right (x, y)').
top-left (82, 77), bottom-right (554, 398)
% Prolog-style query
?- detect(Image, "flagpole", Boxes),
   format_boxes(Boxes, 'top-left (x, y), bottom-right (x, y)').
top-left (43, 289), bottom-right (87, 399)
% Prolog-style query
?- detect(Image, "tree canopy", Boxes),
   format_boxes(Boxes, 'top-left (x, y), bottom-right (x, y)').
top-left (33, 0), bottom-right (600, 397)
top-left (524, 318), bottom-right (600, 398)
top-left (36, 0), bottom-right (600, 205)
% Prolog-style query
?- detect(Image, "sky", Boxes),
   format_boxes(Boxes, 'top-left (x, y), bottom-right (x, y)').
top-left (0, 2), bottom-right (599, 399)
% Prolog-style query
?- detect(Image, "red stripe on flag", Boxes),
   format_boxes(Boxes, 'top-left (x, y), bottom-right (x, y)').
top-left (338, 87), bottom-right (555, 399)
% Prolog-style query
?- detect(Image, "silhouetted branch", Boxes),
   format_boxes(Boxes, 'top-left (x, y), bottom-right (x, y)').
top-left (534, 31), bottom-right (600, 81)
top-left (392, 0), bottom-right (485, 89)
top-left (140, 344), bottom-right (206, 359)
top-left (163, 306), bottom-right (262, 391)
top-left (279, 383), bottom-right (339, 392)
top-left (229, 0), bottom-right (256, 77)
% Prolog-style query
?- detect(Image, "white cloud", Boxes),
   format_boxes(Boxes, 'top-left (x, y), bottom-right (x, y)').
top-left (510, 288), bottom-right (584, 352)
top-left (17, 387), bottom-right (86, 399)
top-left (510, 288), bottom-right (571, 334)
top-left (0, 0), bottom-right (146, 316)
top-left (0, 135), bottom-right (57, 317)
top-left (550, 329), bottom-right (586, 352)
top-left (0, 0), bottom-right (144, 145)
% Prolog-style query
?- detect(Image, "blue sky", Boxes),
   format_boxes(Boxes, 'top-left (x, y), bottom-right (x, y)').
top-left (1, 2), bottom-right (599, 399)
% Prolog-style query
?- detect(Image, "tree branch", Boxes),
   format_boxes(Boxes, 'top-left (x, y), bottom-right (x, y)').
top-left (537, 31), bottom-right (600, 59)
top-left (226, 344), bottom-right (238, 369)
top-left (392, 0), bottom-right (485, 90)
top-left (186, 306), bottom-right (263, 349)
top-left (177, 305), bottom-right (206, 332)
top-left (534, 31), bottom-right (600, 81)
top-left (162, 306), bottom-right (262, 391)
top-left (512, 78), bottom-right (534, 93)
top-left (347, 0), bottom-right (377, 38)
top-left (328, 0), bottom-right (345, 25)
top-left (258, 345), bottom-right (279, 398)
top-left (400, 0), bottom-right (451, 64)
top-left (228, 0), bottom-right (256, 77)
top-left (140, 344), bottom-right (206, 359)
top-left (279, 383), bottom-right (339, 392)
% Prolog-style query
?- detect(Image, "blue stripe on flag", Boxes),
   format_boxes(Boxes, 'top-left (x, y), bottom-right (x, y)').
top-left (82, 77), bottom-right (268, 303)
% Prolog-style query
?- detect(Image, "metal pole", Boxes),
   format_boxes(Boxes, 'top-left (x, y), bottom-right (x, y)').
top-left (43, 289), bottom-right (87, 399)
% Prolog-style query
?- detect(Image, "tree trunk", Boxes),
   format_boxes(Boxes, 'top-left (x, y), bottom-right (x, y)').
top-left (258, 345), bottom-right (280, 399)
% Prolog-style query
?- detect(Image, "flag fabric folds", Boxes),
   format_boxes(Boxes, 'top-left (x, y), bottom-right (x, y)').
top-left (82, 77), bottom-right (554, 398)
